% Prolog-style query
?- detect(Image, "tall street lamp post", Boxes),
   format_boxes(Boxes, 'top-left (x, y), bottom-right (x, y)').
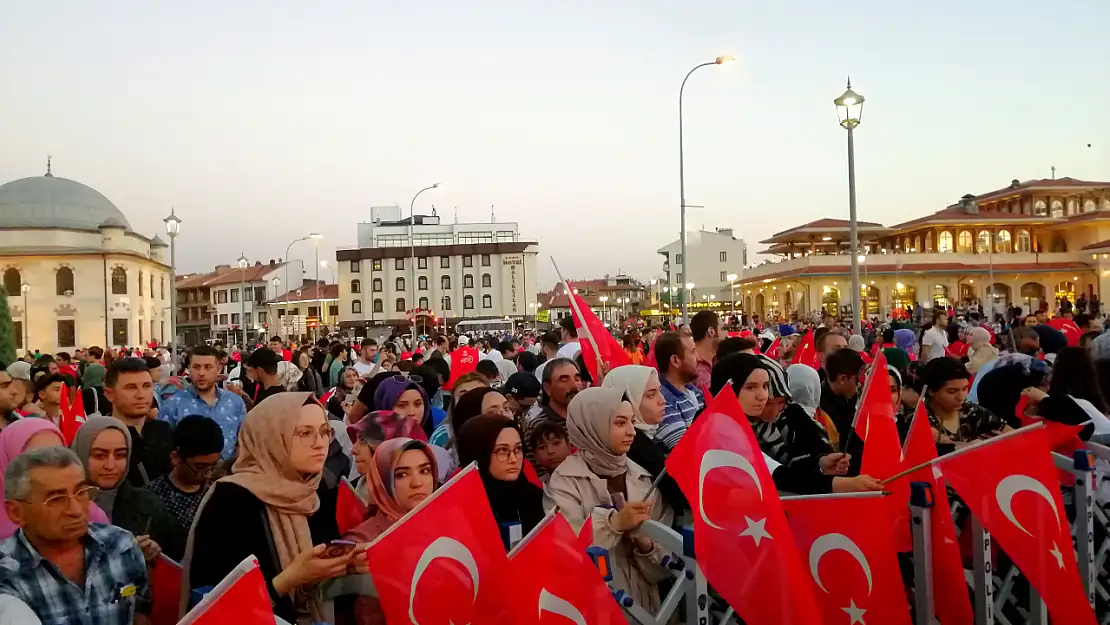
top-left (834, 79), bottom-right (865, 335)
top-left (163, 208), bottom-right (181, 365)
top-left (237, 253), bottom-right (248, 347)
top-left (20, 283), bottom-right (29, 353)
top-left (599, 296), bottom-right (609, 325)
top-left (727, 273), bottom-right (738, 316)
top-left (678, 56), bottom-right (734, 325)
top-left (409, 183), bottom-right (441, 341)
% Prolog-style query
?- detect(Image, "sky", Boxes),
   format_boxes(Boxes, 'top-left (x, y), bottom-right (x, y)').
top-left (1, 1), bottom-right (1107, 291)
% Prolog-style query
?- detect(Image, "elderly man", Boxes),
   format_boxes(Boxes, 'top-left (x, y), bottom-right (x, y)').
top-left (0, 447), bottom-right (148, 625)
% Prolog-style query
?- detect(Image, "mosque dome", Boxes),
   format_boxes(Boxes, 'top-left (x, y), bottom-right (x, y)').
top-left (0, 173), bottom-right (132, 232)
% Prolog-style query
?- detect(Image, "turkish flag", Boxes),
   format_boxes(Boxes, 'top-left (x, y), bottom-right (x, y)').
top-left (665, 387), bottom-right (822, 625)
top-left (567, 285), bottom-right (631, 382)
top-left (784, 493), bottom-right (912, 625)
top-left (575, 516), bottom-right (594, 552)
top-left (1049, 317), bottom-right (1082, 347)
top-left (150, 555), bottom-right (183, 625)
top-left (854, 352), bottom-right (911, 551)
top-left (900, 400), bottom-right (974, 625)
top-left (57, 384), bottom-right (84, 446)
top-left (790, 329), bottom-right (821, 370)
top-left (336, 477), bottom-right (369, 535)
top-left (506, 514), bottom-right (626, 625)
top-left (443, 346), bottom-right (480, 390)
top-left (938, 425), bottom-right (1097, 625)
top-left (177, 556), bottom-right (273, 625)
top-left (764, 336), bottom-right (782, 359)
top-left (366, 465), bottom-right (510, 625)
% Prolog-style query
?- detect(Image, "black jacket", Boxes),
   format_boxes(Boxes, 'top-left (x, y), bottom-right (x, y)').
top-left (627, 430), bottom-right (688, 514)
top-left (110, 480), bottom-right (186, 561)
top-left (127, 419), bottom-right (174, 487)
top-left (820, 383), bottom-right (864, 476)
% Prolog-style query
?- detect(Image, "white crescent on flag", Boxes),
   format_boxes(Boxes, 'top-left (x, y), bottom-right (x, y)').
top-left (995, 474), bottom-right (1061, 536)
top-left (408, 537), bottom-right (480, 625)
top-left (538, 588), bottom-right (588, 625)
top-left (809, 532), bottom-right (873, 595)
top-left (698, 449), bottom-right (764, 531)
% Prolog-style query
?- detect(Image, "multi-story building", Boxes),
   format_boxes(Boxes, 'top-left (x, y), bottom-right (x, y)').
top-left (174, 259), bottom-right (302, 346)
top-left (537, 275), bottom-right (649, 326)
top-left (266, 282), bottom-right (339, 341)
top-left (174, 272), bottom-right (214, 346)
top-left (739, 176), bottom-right (1110, 321)
top-left (657, 227), bottom-right (747, 306)
top-left (335, 205), bottom-right (539, 334)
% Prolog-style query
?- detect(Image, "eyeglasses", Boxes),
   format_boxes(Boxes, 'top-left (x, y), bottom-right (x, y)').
top-left (32, 485), bottom-right (100, 511)
top-left (391, 374), bottom-right (423, 385)
top-left (293, 425), bottom-right (335, 445)
top-left (183, 458), bottom-right (220, 476)
top-left (492, 445), bottom-right (524, 462)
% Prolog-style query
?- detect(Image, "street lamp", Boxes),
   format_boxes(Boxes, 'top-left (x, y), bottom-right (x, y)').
top-left (20, 283), bottom-right (29, 353)
top-left (679, 55), bottom-right (734, 325)
top-left (599, 295), bottom-right (609, 324)
top-left (284, 235), bottom-right (316, 307)
top-left (163, 208), bottom-right (182, 365)
top-left (320, 260), bottom-right (334, 284)
top-left (409, 182), bottom-right (442, 341)
top-left (308, 233), bottom-right (323, 341)
top-left (834, 78), bottom-right (865, 334)
top-left (727, 273), bottom-right (738, 316)
top-left (237, 253), bottom-right (248, 347)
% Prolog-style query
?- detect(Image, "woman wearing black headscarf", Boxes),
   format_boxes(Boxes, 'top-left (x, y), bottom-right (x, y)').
top-left (456, 415), bottom-right (545, 544)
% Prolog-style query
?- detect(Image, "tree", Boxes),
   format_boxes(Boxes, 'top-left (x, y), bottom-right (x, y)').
top-left (0, 286), bottom-right (17, 366)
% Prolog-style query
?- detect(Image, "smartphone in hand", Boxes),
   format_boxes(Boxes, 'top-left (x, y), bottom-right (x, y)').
top-left (321, 540), bottom-right (358, 559)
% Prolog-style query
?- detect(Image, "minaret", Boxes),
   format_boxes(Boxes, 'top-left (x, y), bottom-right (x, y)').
top-left (45, 155), bottom-right (53, 177)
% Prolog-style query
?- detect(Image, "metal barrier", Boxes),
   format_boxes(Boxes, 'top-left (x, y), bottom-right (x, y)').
top-left (604, 520), bottom-right (708, 625)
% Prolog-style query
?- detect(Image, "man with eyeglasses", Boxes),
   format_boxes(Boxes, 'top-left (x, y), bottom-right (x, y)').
top-left (147, 415), bottom-right (225, 535)
top-left (0, 446), bottom-right (148, 624)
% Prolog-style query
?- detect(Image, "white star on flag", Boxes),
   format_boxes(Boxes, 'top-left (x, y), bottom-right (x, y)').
top-left (1049, 541), bottom-right (1065, 570)
top-left (738, 516), bottom-right (772, 546)
top-left (841, 599), bottom-right (867, 624)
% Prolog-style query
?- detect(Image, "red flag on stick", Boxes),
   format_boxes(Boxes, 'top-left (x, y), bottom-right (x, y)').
top-left (666, 387), bottom-right (822, 625)
top-left (366, 465), bottom-right (510, 625)
top-left (854, 352), bottom-right (911, 551)
top-left (784, 492), bottom-right (912, 625)
top-left (790, 329), bottom-right (821, 370)
top-left (57, 384), bottom-right (83, 446)
top-left (177, 555), bottom-right (273, 625)
top-left (506, 514), bottom-right (626, 625)
top-left (567, 285), bottom-right (631, 383)
top-left (150, 555), bottom-right (184, 625)
top-left (938, 425), bottom-right (1097, 625)
top-left (336, 477), bottom-right (369, 535)
top-left (764, 336), bottom-right (782, 360)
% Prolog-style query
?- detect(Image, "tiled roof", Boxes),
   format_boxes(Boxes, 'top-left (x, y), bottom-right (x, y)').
top-left (973, 177), bottom-right (1109, 203)
top-left (761, 218), bottom-right (887, 244)
top-left (269, 283), bottom-right (338, 303)
top-left (740, 261), bottom-right (1090, 284)
top-left (173, 262), bottom-right (290, 290)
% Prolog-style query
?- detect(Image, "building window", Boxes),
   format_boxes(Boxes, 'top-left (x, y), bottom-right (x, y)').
top-left (244, 287), bottom-right (252, 302)
top-left (481, 254), bottom-right (491, 266)
top-left (394, 258), bottom-right (404, 270)
top-left (244, 312), bottom-right (252, 327)
top-left (482, 294), bottom-right (492, 308)
top-left (925, 232), bottom-right (935, 252)
top-left (219, 314), bottom-right (228, 325)
top-left (57, 320), bottom-right (75, 348)
top-left (372, 259), bottom-right (382, 271)
top-left (976, 231), bottom-right (991, 254)
top-left (258, 312), bottom-right (267, 324)
top-left (308, 306), bottom-right (319, 317)
top-left (254, 287), bottom-right (265, 304)
top-left (677, 273), bottom-right (683, 283)
top-left (351, 279), bottom-right (361, 294)
top-left (289, 308), bottom-right (298, 316)
top-left (957, 231), bottom-right (974, 253)
top-left (481, 274), bottom-right (491, 288)
top-left (395, 277), bottom-right (405, 291)
top-left (372, 278), bottom-right (383, 292)
top-left (720, 271), bottom-right (728, 282)
top-left (937, 231), bottom-right (953, 252)
top-left (440, 257), bottom-right (450, 268)
top-left (675, 254), bottom-right (683, 265)
top-left (112, 318), bottom-right (128, 346)
top-left (231, 313), bottom-right (240, 325)
top-left (418, 257), bottom-right (428, 270)
top-left (442, 296), bottom-right (452, 310)
top-left (373, 299), bottom-right (383, 313)
top-left (329, 304), bottom-right (339, 316)
top-left (1015, 229), bottom-right (1031, 253)
top-left (111, 267), bottom-right (127, 295)
top-left (395, 298), bottom-right (406, 312)
top-left (12, 322), bottom-right (21, 349)
top-left (352, 300), bottom-right (362, 314)
top-left (2, 268), bottom-right (19, 295)
top-left (719, 251), bottom-right (727, 262)
top-left (150, 275), bottom-right (155, 298)
top-left (56, 267), bottom-right (74, 295)
top-left (230, 288), bottom-right (239, 303)
top-left (138, 270), bottom-right (144, 296)
top-left (914, 236), bottom-right (922, 252)
top-left (418, 297), bottom-right (429, 309)
top-left (463, 256), bottom-right (473, 268)
top-left (1050, 200), bottom-right (1064, 218)
top-left (996, 230), bottom-right (1012, 253)
top-left (464, 295), bottom-right (474, 310)
top-left (464, 275), bottom-right (474, 289)
top-left (418, 276), bottom-right (428, 290)
top-left (351, 260), bottom-right (361, 273)
top-left (441, 275), bottom-right (451, 289)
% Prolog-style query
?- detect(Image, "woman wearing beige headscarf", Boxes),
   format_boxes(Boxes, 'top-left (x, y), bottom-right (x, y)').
top-left (182, 392), bottom-right (366, 624)
top-left (544, 387), bottom-right (673, 611)
top-left (966, 326), bottom-right (998, 374)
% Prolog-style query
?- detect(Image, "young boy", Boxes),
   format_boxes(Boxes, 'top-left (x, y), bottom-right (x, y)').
top-left (528, 420), bottom-right (571, 480)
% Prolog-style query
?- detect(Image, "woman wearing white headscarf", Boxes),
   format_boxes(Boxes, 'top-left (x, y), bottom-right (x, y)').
top-left (965, 326), bottom-right (998, 374)
top-left (544, 387), bottom-right (673, 611)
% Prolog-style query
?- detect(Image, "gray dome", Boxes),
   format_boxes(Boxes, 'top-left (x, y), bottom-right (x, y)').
top-left (0, 175), bottom-right (132, 232)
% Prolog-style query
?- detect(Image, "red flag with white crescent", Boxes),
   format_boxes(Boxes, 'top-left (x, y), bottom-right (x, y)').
top-left (665, 387), bottom-right (821, 625)
top-left (177, 556), bottom-right (273, 625)
top-left (366, 465), bottom-right (510, 625)
top-left (790, 329), bottom-right (821, 370)
top-left (938, 425), bottom-right (1096, 625)
top-left (784, 493), bottom-right (912, 625)
top-left (854, 352), bottom-right (911, 551)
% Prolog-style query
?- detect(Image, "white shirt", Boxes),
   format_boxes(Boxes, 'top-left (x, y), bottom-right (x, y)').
top-left (921, 326), bottom-right (949, 362)
top-left (352, 360), bottom-right (378, 378)
top-left (556, 341), bottom-right (581, 360)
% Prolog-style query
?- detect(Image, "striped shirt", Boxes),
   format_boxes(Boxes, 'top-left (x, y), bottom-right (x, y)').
top-left (655, 379), bottom-right (705, 450)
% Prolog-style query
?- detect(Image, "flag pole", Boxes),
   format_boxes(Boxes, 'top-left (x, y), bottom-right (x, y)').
top-left (507, 506), bottom-right (560, 559)
top-left (879, 422), bottom-right (1044, 486)
top-left (780, 490), bottom-right (888, 501)
top-left (550, 257), bottom-right (606, 380)
top-left (643, 468), bottom-right (667, 502)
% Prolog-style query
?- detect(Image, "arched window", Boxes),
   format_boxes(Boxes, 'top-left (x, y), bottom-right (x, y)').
top-left (395, 277), bottom-right (405, 291)
top-left (481, 273), bottom-right (492, 288)
top-left (351, 279), bottom-right (361, 294)
top-left (442, 296), bottom-right (452, 310)
top-left (464, 295), bottom-right (475, 310)
top-left (418, 276), bottom-right (428, 290)
top-left (138, 270), bottom-right (144, 296)
top-left (1050, 200), bottom-right (1064, 218)
top-left (464, 275), bottom-right (474, 288)
top-left (1084, 199), bottom-right (1097, 213)
top-left (925, 232), bottom-right (935, 252)
top-left (937, 231), bottom-right (953, 253)
top-left (995, 230), bottom-right (1012, 253)
top-left (418, 297), bottom-right (429, 309)
top-left (2, 268), bottom-right (20, 295)
top-left (372, 278), bottom-right (383, 292)
top-left (373, 298), bottom-right (383, 313)
top-left (56, 267), bottom-right (74, 295)
top-left (913, 236), bottom-right (922, 252)
top-left (976, 231), bottom-right (991, 254)
top-left (957, 231), bottom-right (974, 253)
top-left (352, 300), bottom-right (362, 314)
top-left (903, 237), bottom-right (912, 251)
top-left (441, 275), bottom-right (451, 289)
top-left (1015, 229), bottom-right (1031, 253)
top-left (150, 274), bottom-right (155, 298)
top-left (482, 294), bottom-right (492, 308)
top-left (1034, 200), bottom-right (1047, 215)
top-left (395, 298), bottom-right (406, 312)
top-left (111, 267), bottom-right (128, 294)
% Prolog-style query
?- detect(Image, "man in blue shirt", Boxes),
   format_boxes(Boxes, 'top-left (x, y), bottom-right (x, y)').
top-left (0, 447), bottom-right (148, 625)
top-left (159, 346), bottom-right (246, 459)
top-left (653, 331), bottom-right (705, 450)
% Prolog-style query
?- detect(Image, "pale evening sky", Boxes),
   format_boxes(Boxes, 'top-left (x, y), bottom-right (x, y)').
top-left (1, 1), bottom-right (1107, 291)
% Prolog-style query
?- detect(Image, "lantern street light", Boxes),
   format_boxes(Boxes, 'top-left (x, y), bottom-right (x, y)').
top-left (834, 78), bottom-right (865, 334)
top-left (163, 208), bottom-right (182, 366)
top-left (409, 183), bottom-right (442, 341)
top-left (678, 56), bottom-right (734, 325)
top-left (599, 295), bottom-right (609, 325)
top-left (237, 253), bottom-right (248, 347)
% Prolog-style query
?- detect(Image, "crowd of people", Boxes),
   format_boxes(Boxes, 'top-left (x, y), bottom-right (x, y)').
top-left (0, 301), bottom-right (1104, 624)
